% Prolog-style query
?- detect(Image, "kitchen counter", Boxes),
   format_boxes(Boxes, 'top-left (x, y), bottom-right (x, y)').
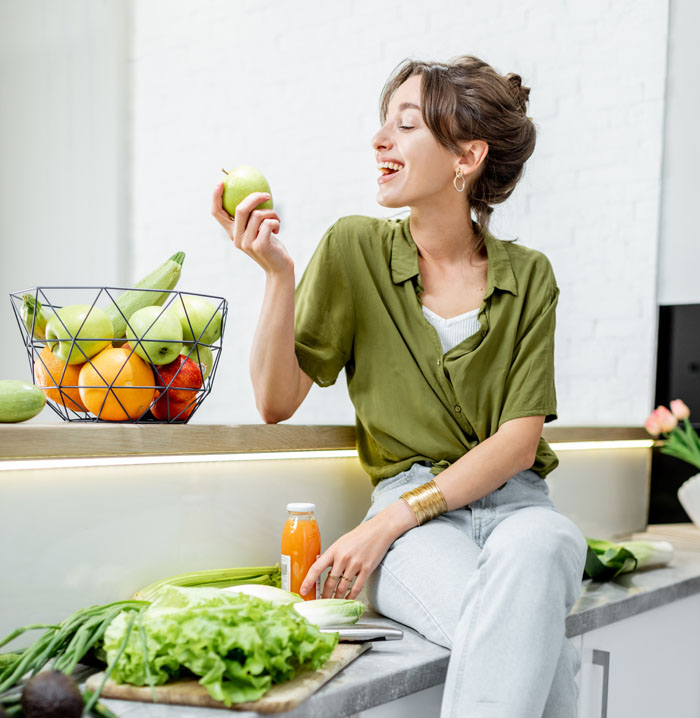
top-left (0, 424), bottom-right (652, 461)
top-left (94, 525), bottom-right (700, 718)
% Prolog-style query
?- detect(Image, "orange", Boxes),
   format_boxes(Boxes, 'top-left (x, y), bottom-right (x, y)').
top-left (78, 346), bottom-right (156, 421)
top-left (33, 346), bottom-right (87, 412)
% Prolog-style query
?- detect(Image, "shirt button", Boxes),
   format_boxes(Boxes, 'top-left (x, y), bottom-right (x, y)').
top-left (454, 405), bottom-right (461, 413)
top-left (437, 359), bottom-right (441, 366)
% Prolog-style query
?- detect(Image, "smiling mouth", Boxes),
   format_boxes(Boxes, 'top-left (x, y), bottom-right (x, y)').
top-left (379, 167), bottom-right (400, 176)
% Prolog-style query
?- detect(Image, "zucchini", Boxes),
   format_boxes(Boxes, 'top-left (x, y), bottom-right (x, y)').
top-left (21, 294), bottom-right (50, 340)
top-left (106, 252), bottom-right (185, 340)
top-left (0, 380), bottom-right (46, 422)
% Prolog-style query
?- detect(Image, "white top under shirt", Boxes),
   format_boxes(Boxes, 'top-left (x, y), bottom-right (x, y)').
top-left (421, 305), bottom-right (481, 353)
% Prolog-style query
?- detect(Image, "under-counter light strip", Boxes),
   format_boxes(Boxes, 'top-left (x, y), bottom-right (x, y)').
top-left (0, 440), bottom-right (654, 472)
top-left (0, 449), bottom-right (359, 472)
top-left (551, 440), bottom-right (654, 451)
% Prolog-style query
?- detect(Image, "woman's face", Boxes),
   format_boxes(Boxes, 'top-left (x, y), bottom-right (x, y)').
top-left (371, 73), bottom-right (462, 210)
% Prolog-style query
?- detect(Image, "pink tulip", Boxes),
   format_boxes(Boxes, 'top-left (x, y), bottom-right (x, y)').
top-left (644, 413), bottom-right (663, 436)
top-left (652, 405), bottom-right (678, 434)
top-left (670, 399), bottom-right (691, 420)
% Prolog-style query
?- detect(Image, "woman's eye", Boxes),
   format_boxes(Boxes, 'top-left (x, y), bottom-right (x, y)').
top-left (399, 126), bottom-right (414, 130)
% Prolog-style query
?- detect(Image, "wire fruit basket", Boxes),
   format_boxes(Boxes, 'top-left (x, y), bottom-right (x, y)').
top-left (9, 286), bottom-right (228, 423)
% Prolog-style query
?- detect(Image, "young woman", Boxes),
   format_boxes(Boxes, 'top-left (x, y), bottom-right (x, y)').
top-left (212, 55), bottom-right (588, 718)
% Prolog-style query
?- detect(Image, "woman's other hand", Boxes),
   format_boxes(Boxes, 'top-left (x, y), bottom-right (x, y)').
top-left (300, 500), bottom-right (418, 600)
top-left (211, 181), bottom-right (292, 276)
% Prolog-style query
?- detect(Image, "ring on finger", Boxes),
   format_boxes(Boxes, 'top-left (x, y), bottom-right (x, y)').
top-left (328, 574), bottom-right (342, 581)
top-left (341, 574), bottom-right (354, 582)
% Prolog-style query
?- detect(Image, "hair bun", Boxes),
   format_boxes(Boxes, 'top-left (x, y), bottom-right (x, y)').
top-left (505, 73), bottom-right (530, 113)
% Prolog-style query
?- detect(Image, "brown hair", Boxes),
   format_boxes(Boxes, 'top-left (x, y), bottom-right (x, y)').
top-left (379, 55), bottom-right (536, 252)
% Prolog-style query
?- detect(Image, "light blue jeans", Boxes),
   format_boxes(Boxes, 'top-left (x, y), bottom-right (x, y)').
top-left (362, 462), bottom-right (587, 718)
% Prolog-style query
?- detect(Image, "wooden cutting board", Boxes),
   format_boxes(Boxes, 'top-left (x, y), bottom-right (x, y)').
top-left (85, 642), bottom-right (371, 713)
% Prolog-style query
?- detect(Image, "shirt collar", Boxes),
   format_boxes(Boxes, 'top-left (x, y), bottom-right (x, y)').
top-left (391, 215), bottom-right (518, 298)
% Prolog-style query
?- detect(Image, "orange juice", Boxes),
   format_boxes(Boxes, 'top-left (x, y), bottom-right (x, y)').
top-left (281, 502), bottom-right (321, 601)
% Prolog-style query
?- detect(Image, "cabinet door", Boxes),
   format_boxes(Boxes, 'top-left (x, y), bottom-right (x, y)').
top-left (578, 593), bottom-right (700, 718)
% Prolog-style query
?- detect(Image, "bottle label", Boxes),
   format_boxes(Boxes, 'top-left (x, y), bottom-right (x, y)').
top-left (281, 554), bottom-right (291, 592)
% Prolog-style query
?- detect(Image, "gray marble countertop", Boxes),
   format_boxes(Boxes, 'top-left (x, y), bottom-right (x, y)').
top-left (96, 541), bottom-right (700, 718)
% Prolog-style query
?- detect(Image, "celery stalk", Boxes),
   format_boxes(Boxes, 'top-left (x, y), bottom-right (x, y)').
top-left (133, 565), bottom-right (281, 602)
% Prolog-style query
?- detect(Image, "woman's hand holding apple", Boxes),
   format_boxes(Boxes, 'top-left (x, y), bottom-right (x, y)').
top-left (211, 182), bottom-right (292, 276)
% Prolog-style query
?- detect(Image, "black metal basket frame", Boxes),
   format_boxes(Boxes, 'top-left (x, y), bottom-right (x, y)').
top-left (9, 286), bottom-right (228, 423)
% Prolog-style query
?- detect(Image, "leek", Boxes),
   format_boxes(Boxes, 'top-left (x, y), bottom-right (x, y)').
top-left (584, 537), bottom-right (674, 581)
top-left (132, 565), bottom-right (281, 602)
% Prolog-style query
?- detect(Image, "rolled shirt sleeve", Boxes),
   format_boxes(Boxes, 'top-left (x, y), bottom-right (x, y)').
top-left (498, 277), bottom-right (559, 428)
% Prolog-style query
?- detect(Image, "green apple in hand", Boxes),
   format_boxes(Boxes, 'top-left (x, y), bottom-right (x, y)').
top-left (126, 306), bottom-right (183, 365)
top-left (180, 343), bottom-right (214, 380)
top-left (46, 305), bottom-right (114, 364)
top-left (222, 165), bottom-right (273, 218)
top-left (173, 296), bottom-right (222, 345)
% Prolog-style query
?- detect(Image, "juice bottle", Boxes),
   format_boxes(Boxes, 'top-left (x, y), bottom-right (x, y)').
top-left (281, 502), bottom-right (321, 601)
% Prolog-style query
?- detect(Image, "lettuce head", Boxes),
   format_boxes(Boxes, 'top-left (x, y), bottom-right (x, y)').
top-left (103, 585), bottom-right (338, 706)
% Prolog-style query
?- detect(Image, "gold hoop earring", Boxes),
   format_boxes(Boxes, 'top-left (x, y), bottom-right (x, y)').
top-left (454, 168), bottom-right (466, 193)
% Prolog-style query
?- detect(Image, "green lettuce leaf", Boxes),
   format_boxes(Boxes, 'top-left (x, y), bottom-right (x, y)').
top-left (103, 586), bottom-right (338, 706)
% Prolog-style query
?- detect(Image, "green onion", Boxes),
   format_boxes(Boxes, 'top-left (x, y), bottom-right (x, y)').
top-left (83, 611), bottom-right (139, 716)
top-left (0, 600), bottom-right (147, 694)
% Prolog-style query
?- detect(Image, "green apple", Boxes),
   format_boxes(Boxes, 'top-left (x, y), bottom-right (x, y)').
top-left (222, 165), bottom-right (273, 218)
top-left (173, 296), bottom-right (222, 345)
top-left (126, 305), bottom-right (183, 365)
top-left (45, 305), bottom-right (114, 364)
top-left (180, 343), bottom-right (214, 380)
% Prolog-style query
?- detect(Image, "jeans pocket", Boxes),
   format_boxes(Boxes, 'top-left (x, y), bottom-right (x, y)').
top-left (512, 470), bottom-right (549, 492)
top-left (365, 465), bottom-right (428, 522)
top-left (371, 473), bottom-right (410, 502)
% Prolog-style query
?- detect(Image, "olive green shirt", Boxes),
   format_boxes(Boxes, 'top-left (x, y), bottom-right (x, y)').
top-left (294, 214), bottom-right (560, 486)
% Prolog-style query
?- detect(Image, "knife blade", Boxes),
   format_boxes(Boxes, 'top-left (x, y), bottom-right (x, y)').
top-left (319, 623), bottom-right (404, 642)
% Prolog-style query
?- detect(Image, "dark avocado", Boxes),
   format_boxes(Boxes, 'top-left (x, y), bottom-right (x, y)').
top-left (21, 670), bottom-right (83, 718)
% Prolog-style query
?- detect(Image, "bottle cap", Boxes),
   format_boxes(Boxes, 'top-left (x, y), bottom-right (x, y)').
top-left (287, 502), bottom-right (316, 513)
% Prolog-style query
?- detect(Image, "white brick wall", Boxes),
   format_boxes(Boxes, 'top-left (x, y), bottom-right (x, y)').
top-left (129, 0), bottom-right (669, 427)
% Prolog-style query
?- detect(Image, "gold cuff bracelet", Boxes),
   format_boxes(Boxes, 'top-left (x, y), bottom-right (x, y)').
top-left (400, 480), bottom-right (448, 526)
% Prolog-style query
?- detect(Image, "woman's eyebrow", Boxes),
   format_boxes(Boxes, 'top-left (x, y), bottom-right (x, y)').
top-left (398, 102), bottom-right (420, 111)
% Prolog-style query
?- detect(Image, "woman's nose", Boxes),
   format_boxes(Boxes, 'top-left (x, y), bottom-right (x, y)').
top-left (372, 127), bottom-right (391, 152)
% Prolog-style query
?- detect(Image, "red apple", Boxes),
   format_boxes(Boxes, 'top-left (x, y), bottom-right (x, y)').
top-left (151, 394), bottom-right (197, 421)
top-left (151, 355), bottom-right (203, 420)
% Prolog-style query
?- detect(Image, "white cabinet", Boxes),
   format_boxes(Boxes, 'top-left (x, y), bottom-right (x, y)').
top-left (578, 593), bottom-right (700, 717)
top-left (351, 684), bottom-right (444, 718)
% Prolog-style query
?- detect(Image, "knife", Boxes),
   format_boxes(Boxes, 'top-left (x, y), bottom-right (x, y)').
top-left (319, 623), bottom-right (404, 642)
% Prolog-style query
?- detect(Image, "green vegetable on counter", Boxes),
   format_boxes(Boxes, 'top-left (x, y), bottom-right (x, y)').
top-left (0, 380), bottom-right (46, 423)
top-left (222, 585), bottom-right (366, 627)
top-left (104, 585), bottom-right (338, 706)
top-left (132, 564), bottom-right (281, 602)
top-left (584, 537), bottom-right (674, 581)
top-left (0, 600), bottom-right (147, 715)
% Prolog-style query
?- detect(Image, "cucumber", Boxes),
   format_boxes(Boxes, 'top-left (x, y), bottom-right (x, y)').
top-left (0, 380), bottom-right (46, 423)
top-left (105, 252), bottom-right (186, 340)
